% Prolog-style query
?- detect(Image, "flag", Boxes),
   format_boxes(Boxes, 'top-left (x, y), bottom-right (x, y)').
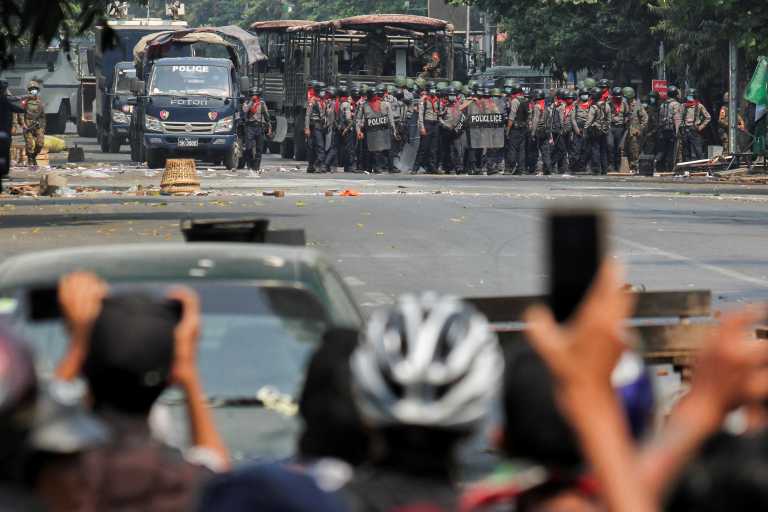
top-left (744, 56), bottom-right (768, 106)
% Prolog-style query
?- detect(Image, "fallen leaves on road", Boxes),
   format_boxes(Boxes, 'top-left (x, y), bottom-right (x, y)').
top-left (295, 200), bottom-right (306, 207)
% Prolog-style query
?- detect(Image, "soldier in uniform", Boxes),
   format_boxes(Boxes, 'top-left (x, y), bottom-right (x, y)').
top-left (623, 87), bottom-right (648, 171)
top-left (643, 91), bottom-right (661, 156)
top-left (418, 82), bottom-right (441, 174)
top-left (607, 86), bottom-right (630, 172)
top-left (655, 85), bottom-right (684, 172)
top-left (718, 92), bottom-right (746, 152)
top-left (242, 86), bottom-right (271, 172)
top-left (439, 86), bottom-right (466, 174)
top-left (681, 88), bottom-right (711, 161)
top-left (22, 81), bottom-right (46, 166)
top-left (529, 89), bottom-right (552, 175)
top-left (304, 83), bottom-right (327, 173)
top-left (338, 86), bottom-right (358, 173)
top-left (570, 88), bottom-right (598, 174)
top-left (418, 51), bottom-right (441, 80)
top-left (357, 86), bottom-right (398, 174)
top-left (549, 89), bottom-right (569, 174)
top-left (563, 90), bottom-right (577, 173)
top-left (504, 83), bottom-right (528, 175)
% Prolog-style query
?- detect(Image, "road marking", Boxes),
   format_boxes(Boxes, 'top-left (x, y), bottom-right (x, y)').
top-left (344, 276), bottom-right (366, 287)
top-left (615, 237), bottom-right (768, 288)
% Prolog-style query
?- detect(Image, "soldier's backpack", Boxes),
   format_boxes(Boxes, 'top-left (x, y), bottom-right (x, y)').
top-left (659, 100), bottom-right (677, 131)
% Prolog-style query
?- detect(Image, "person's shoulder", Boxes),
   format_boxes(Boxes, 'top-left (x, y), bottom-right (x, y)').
top-left (199, 463), bottom-right (347, 512)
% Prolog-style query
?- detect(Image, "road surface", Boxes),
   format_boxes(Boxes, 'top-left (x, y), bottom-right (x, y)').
top-left (2, 133), bottom-right (768, 312)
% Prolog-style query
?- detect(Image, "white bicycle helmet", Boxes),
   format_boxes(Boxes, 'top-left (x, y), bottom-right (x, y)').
top-left (351, 293), bottom-right (503, 431)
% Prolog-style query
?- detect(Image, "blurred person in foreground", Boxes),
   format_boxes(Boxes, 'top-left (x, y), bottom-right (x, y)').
top-left (0, 324), bottom-right (46, 511)
top-left (342, 293), bottom-right (504, 511)
top-left (198, 328), bottom-right (370, 512)
top-left (469, 260), bottom-right (768, 512)
top-left (35, 273), bottom-right (229, 512)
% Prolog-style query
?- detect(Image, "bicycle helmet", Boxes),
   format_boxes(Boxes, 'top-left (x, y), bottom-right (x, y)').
top-left (351, 293), bottom-right (503, 431)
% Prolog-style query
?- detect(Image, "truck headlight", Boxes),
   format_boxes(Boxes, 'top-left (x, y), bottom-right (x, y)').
top-left (144, 115), bottom-right (163, 132)
top-left (214, 115), bottom-right (234, 133)
top-left (112, 110), bottom-right (130, 124)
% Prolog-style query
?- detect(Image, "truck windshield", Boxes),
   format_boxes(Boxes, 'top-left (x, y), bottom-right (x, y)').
top-left (114, 69), bottom-right (136, 94)
top-left (149, 64), bottom-right (231, 97)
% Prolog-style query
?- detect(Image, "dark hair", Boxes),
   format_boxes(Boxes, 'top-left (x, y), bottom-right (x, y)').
top-left (83, 294), bottom-right (176, 415)
top-left (666, 429), bottom-right (768, 511)
top-left (298, 328), bottom-right (370, 466)
top-left (501, 340), bottom-right (583, 469)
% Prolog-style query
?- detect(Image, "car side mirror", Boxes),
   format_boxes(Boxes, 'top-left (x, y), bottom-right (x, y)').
top-left (240, 76), bottom-right (250, 93)
top-left (126, 97), bottom-right (137, 106)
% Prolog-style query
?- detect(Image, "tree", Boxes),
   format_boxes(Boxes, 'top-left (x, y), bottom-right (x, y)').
top-left (457, 0), bottom-right (660, 85)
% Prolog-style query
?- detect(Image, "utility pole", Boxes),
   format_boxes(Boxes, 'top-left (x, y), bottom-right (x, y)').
top-left (465, 3), bottom-right (470, 50)
top-left (658, 41), bottom-right (666, 81)
top-left (728, 39), bottom-right (738, 155)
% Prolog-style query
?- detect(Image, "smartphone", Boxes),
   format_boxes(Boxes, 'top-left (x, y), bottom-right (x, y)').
top-left (546, 209), bottom-right (606, 323)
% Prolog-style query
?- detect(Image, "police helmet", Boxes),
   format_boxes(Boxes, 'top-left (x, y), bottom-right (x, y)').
top-left (686, 88), bottom-right (698, 100)
top-left (534, 89), bottom-right (546, 100)
top-left (248, 86), bottom-right (262, 97)
top-left (450, 81), bottom-right (463, 90)
top-left (426, 81), bottom-right (436, 91)
top-left (598, 78), bottom-right (610, 89)
top-left (622, 87), bottom-right (635, 100)
top-left (555, 88), bottom-right (566, 100)
top-left (406, 78), bottom-right (415, 90)
top-left (28, 80), bottom-right (41, 91)
top-left (491, 88), bottom-right (503, 97)
top-left (583, 77), bottom-right (597, 89)
top-left (667, 85), bottom-right (680, 98)
top-left (0, 79), bottom-right (7, 91)
top-left (462, 85), bottom-right (472, 96)
top-left (436, 81), bottom-right (448, 91)
top-left (446, 86), bottom-right (457, 97)
top-left (393, 89), bottom-right (404, 100)
top-left (394, 76), bottom-right (407, 88)
top-left (591, 87), bottom-right (603, 101)
top-left (326, 86), bottom-right (338, 98)
top-left (567, 90), bottom-right (577, 101)
top-left (308, 80), bottom-right (319, 90)
top-left (611, 86), bottom-right (622, 97)
top-left (578, 88), bottom-right (590, 101)
top-left (338, 85), bottom-right (349, 97)
top-left (375, 83), bottom-right (387, 95)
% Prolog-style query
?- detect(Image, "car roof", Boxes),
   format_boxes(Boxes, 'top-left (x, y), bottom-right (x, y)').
top-left (0, 243), bottom-right (326, 289)
top-left (154, 57), bottom-right (233, 67)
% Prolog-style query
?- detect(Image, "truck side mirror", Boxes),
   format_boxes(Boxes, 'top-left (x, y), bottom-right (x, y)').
top-left (240, 76), bottom-right (250, 93)
top-left (126, 97), bottom-right (137, 106)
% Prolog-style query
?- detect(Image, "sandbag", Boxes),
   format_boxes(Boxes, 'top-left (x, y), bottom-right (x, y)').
top-left (44, 136), bottom-right (66, 153)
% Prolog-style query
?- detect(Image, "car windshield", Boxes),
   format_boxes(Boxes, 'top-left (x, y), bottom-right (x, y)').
top-left (13, 282), bottom-right (325, 462)
top-left (149, 64), bottom-right (230, 97)
top-left (114, 68), bottom-right (136, 94)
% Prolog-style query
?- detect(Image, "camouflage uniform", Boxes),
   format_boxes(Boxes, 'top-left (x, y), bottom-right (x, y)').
top-left (418, 94), bottom-right (441, 173)
top-left (339, 96), bottom-right (358, 172)
top-left (607, 98), bottom-right (630, 172)
top-left (626, 99), bottom-right (648, 170)
top-left (23, 93), bottom-right (46, 165)
top-left (718, 104), bottom-right (746, 152)
top-left (528, 99), bottom-right (551, 174)
top-left (655, 97), bottom-right (683, 172)
top-left (570, 99), bottom-right (599, 173)
top-left (305, 96), bottom-right (327, 172)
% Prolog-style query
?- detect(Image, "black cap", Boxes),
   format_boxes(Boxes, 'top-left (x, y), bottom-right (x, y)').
top-left (667, 85), bottom-right (680, 98)
top-left (611, 86), bottom-right (622, 96)
top-left (598, 78), bottom-right (610, 88)
top-left (83, 294), bottom-right (178, 414)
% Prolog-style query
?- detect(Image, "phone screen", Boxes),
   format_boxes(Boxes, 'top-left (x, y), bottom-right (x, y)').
top-left (547, 210), bottom-right (605, 323)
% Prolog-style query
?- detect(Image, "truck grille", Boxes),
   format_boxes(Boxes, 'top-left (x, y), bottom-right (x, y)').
top-left (162, 121), bottom-right (215, 134)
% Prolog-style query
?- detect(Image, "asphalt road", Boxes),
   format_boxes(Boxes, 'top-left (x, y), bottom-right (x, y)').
top-left (3, 132), bottom-right (768, 311)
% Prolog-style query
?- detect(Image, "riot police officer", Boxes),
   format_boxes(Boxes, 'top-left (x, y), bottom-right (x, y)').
top-left (655, 85), bottom-right (683, 172)
top-left (322, 86), bottom-right (339, 173)
top-left (357, 85), bottom-right (398, 174)
top-left (22, 81), bottom-right (46, 166)
top-left (549, 89), bottom-right (569, 174)
top-left (242, 86), bottom-right (271, 171)
top-left (529, 89), bottom-right (551, 174)
top-left (338, 86), bottom-right (358, 173)
top-left (643, 91), bottom-right (661, 155)
top-left (304, 82), bottom-right (326, 173)
top-left (570, 88), bottom-right (598, 173)
top-left (418, 82), bottom-right (441, 174)
top-left (607, 86), bottom-right (630, 172)
top-left (504, 83), bottom-right (528, 174)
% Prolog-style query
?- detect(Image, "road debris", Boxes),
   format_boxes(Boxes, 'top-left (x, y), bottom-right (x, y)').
top-left (263, 190), bottom-right (285, 198)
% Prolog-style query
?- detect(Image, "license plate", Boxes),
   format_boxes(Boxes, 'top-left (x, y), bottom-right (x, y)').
top-left (177, 137), bottom-right (198, 148)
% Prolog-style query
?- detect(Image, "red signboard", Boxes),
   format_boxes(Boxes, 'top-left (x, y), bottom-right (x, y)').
top-left (652, 79), bottom-right (668, 99)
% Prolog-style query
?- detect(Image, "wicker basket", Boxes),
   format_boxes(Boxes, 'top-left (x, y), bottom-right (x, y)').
top-left (160, 159), bottom-right (200, 195)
